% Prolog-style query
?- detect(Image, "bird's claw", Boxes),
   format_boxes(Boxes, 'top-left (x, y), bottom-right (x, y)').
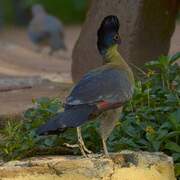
top-left (63, 143), bottom-right (79, 148)
top-left (63, 142), bottom-right (92, 158)
top-left (77, 127), bottom-right (93, 157)
top-left (81, 144), bottom-right (92, 154)
top-left (78, 143), bottom-right (92, 158)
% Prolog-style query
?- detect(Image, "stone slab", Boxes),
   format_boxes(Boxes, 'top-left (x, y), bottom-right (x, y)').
top-left (0, 151), bottom-right (176, 180)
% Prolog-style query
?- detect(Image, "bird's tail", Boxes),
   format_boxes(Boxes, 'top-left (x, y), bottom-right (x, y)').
top-left (37, 105), bottom-right (96, 136)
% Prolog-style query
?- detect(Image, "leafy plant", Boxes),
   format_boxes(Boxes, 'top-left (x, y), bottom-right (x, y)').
top-left (0, 52), bottom-right (179, 177)
top-left (108, 52), bottom-right (180, 177)
top-left (0, 98), bottom-right (66, 160)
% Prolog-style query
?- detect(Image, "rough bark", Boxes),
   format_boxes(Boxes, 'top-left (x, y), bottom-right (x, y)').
top-left (72, 0), bottom-right (178, 82)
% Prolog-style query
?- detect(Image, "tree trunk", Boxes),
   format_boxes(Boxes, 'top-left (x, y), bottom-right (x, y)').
top-left (72, 0), bottom-right (178, 82)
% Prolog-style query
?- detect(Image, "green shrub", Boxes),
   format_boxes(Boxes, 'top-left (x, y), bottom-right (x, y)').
top-left (0, 52), bottom-right (179, 176)
top-left (108, 53), bottom-right (180, 177)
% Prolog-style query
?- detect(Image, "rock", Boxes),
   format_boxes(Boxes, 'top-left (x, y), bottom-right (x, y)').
top-left (0, 151), bottom-right (176, 180)
top-left (72, 0), bottom-right (178, 82)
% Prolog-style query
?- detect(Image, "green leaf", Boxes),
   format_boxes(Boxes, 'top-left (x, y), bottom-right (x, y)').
top-left (161, 131), bottom-right (180, 142)
top-left (170, 52), bottom-right (180, 64)
top-left (169, 110), bottom-right (180, 131)
top-left (165, 142), bottom-right (180, 153)
top-left (44, 139), bottom-right (54, 147)
top-left (152, 141), bottom-right (161, 151)
top-left (36, 97), bottom-right (50, 106)
top-left (175, 163), bottom-right (180, 177)
top-left (157, 129), bottom-right (168, 140)
top-left (159, 55), bottom-right (169, 67)
top-left (172, 153), bottom-right (180, 162)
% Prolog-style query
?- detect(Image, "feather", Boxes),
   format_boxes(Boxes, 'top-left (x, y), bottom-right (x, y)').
top-left (66, 67), bottom-right (133, 106)
top-left (37, 104), bottom-right (96, 135)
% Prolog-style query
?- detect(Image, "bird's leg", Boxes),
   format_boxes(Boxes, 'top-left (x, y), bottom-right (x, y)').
top-left (100, 108), bottom-right (123, 157)
top-left (63, 127), bottom-right (92, 157)
top-left (102, 138), bottom-right (109, 157)
top-left (77, 127), bottom-right (92, 157)
top-left (77, 127), bottom-right (88, 157)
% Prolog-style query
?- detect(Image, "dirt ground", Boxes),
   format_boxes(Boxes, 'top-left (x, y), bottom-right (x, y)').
top-left (0, 25), bottom-right (80, 117)
top-left (0, 23), bottom-right (179, 81)
top-left (0, 25), bottom-right (81, 82)
top-left (0, 23), bottom-right (179, 118)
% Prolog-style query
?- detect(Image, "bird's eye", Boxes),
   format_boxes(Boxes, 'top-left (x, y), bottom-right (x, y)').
top-left (114, 34), bottom-right (119, 40)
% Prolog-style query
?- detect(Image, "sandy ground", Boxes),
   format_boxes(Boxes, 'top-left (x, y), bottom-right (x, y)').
top-left (0, 23), bottom-right (179, 117)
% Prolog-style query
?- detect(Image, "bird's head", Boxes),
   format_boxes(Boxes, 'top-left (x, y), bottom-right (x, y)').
top-left (32, 4), bottom-right (46, 17)
top-left (97, 15), bottom-right (121, 56)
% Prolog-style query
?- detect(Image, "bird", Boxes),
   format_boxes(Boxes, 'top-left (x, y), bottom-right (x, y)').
top-left (37, 15), bottom-right (134, 157)
top-left (28, 4), bottom-right (66, 55)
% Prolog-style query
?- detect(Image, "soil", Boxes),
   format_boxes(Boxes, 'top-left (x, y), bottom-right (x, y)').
top-left (0, 25), bottom-right (81, 82)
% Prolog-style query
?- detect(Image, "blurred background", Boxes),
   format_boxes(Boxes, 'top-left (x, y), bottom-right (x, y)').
top-left (0, 0), bottom-right (179, 116)
top-left (2, 0), bottom-right (88, 25)
top-left (2, 0), bottom-right (179, 25)
top-left (0, 0), bottom-right (90, 84)
top-left (0, 0), bottom-right (91, 116)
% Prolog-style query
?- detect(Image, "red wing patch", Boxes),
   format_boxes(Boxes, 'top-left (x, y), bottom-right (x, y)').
top-left (97, 101), bottom-right (123, 111)
top-left (97, 101), bottom-right (110, 110)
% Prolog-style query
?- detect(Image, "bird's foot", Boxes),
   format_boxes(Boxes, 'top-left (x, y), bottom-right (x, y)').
top-left (63, 143), bottom-right (79, 148)
top-left (79, 144), bottom-right (89, 158)
top-left (101, 153), bottom-right (110, 158)
top-left (80, 142), bottom-right (92, 154)
top-left (63, 142), bottom-right (92, 158)
top-left (78, 141), bottom-right (93, 158)
top-left (102, 138), bottom-right (110, 158)
top-left (77, 127), bottom-right (92, 158)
